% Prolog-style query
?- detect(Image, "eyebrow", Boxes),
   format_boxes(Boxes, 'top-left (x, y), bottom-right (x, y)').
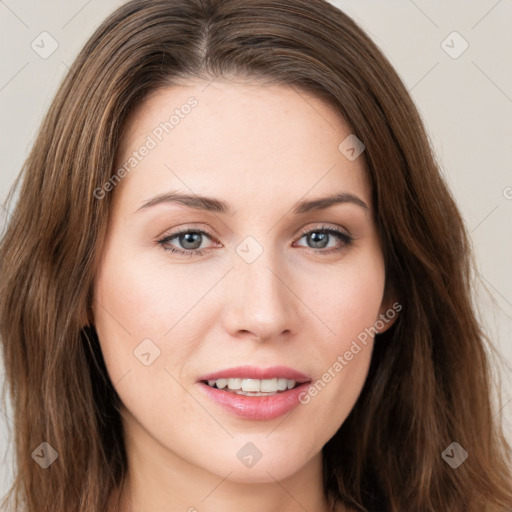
top-left (135, 191), bottom-right (369, 214)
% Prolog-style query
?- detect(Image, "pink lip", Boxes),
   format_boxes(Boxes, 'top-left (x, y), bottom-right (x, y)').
top-left (196, 365), bottom-right (312, 421)
top-left (197, 365), bottom-right (311, 383)
top-left (197, 382), bottom-right (311, 420)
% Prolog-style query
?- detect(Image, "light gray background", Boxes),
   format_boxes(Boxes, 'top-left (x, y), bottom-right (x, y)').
top-left (1, 0), bottom-right (511, 500)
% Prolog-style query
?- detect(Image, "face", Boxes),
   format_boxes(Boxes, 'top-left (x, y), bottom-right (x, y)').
top-left (93, 80), bottom-right (395, 485)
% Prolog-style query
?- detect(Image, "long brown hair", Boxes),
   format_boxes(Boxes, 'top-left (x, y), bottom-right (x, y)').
top-left (1, 1), bottom-right (511, 511)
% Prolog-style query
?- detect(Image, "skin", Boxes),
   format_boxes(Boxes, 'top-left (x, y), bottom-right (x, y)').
top-left (93, 79), bottom-right (397, 512)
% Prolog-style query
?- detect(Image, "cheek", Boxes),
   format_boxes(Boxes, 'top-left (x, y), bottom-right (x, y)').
top-left (297, 252), bottom-right (384, 427)
top-left (92, 250), bottom-right (206, 429)
top-left (92, 240), bottom-right (226, 381)
top-left (312, 251), bottom-right (386, 345)
top-left (96, 238), bottom-right (231, 324)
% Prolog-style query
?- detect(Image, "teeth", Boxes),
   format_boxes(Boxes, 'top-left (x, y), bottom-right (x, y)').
top-left (228, 378), bottom-right (242, 390)
top-left (242, 379), bottom-right (261, 392)
top-left (206, 377), bottom-right (298, 393)
top-left (277, 378), bottom-right (288, 391)
top-left (216, 378), bottom-right (228, 389)
top-left (260, 378), bottom-right (277, 392)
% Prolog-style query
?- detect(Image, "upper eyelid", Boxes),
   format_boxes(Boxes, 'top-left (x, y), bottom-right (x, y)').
top-left (160, 223), bottom-right (348, 239)
top-left (297, 224), bottom-right (350, 236)
top-left (160, 227), bottom-right (215, 240)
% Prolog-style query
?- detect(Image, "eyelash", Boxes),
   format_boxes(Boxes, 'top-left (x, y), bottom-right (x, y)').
top-left (156, 225), bottom-right (353, 257)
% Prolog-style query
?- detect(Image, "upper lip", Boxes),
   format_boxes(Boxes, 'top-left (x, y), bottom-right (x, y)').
top-left (197, 365), bottom-right (312, 383)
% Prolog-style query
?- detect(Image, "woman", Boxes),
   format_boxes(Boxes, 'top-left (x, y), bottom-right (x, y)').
top-left (1, 1), bottom-right (511, 511)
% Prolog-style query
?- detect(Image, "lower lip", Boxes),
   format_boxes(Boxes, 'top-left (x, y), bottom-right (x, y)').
top-left (198, 382), bottom-right (311, 420)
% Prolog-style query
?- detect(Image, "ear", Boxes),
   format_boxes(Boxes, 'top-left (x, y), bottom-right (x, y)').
top-left (87, 305), bottom-right (95, 326)
top-left (375, 285), bottom-right (401, 334)
top-left (80, 305), bottom-right (95, 328)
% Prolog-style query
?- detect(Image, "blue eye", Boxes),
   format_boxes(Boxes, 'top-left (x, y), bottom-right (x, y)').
top-left (294, 227), bottom-right (353, 252)
top-left (157, 225), bottom-right (353, 257)
top-left (157, 229), bottom-right (214, 256)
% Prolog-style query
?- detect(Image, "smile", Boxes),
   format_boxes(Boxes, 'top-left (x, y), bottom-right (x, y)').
top-left (204, 377), bottom-right (299, 395)
top-left (197, 366), bottom-right (312, 420)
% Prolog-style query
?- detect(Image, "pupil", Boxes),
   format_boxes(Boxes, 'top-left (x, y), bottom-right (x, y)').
top-left (180, 233), bottom-right (202, 250)
top-left (309, 232), bottom-right (328, 248)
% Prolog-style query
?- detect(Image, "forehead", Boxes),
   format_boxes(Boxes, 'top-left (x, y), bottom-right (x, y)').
top-left (113, 80), bottom-right (371, 212)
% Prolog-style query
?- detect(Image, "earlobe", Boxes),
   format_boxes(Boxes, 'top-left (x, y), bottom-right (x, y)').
top-left (375, 277), bottom-right (401, 334)
top-left (81, 305), bottom-right (95, 328)
top-left (88, 305), bottom-right (95, 326)
top-left (375, 299), bottom-right (401, 334)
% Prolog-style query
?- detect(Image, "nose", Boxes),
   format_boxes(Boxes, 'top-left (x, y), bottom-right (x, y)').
top-left (221, 249), bottom-right (301, 342)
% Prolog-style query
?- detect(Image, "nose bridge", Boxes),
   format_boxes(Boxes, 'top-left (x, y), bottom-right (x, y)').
top-left (223, 239), bottom-right (297, 339)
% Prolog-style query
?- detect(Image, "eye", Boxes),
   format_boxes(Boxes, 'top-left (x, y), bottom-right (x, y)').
top-left (294, 226), bottom-right (353, 253)
top-left (157, 228), bottom-right (218, 256)
top-left (156, 225), bottom-right (353, 257)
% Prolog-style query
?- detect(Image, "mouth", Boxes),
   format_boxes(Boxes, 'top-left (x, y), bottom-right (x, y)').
top-left (196, 365), bottom-right (312, 420)
top-left (201, 377), bottom-right (304, 396)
